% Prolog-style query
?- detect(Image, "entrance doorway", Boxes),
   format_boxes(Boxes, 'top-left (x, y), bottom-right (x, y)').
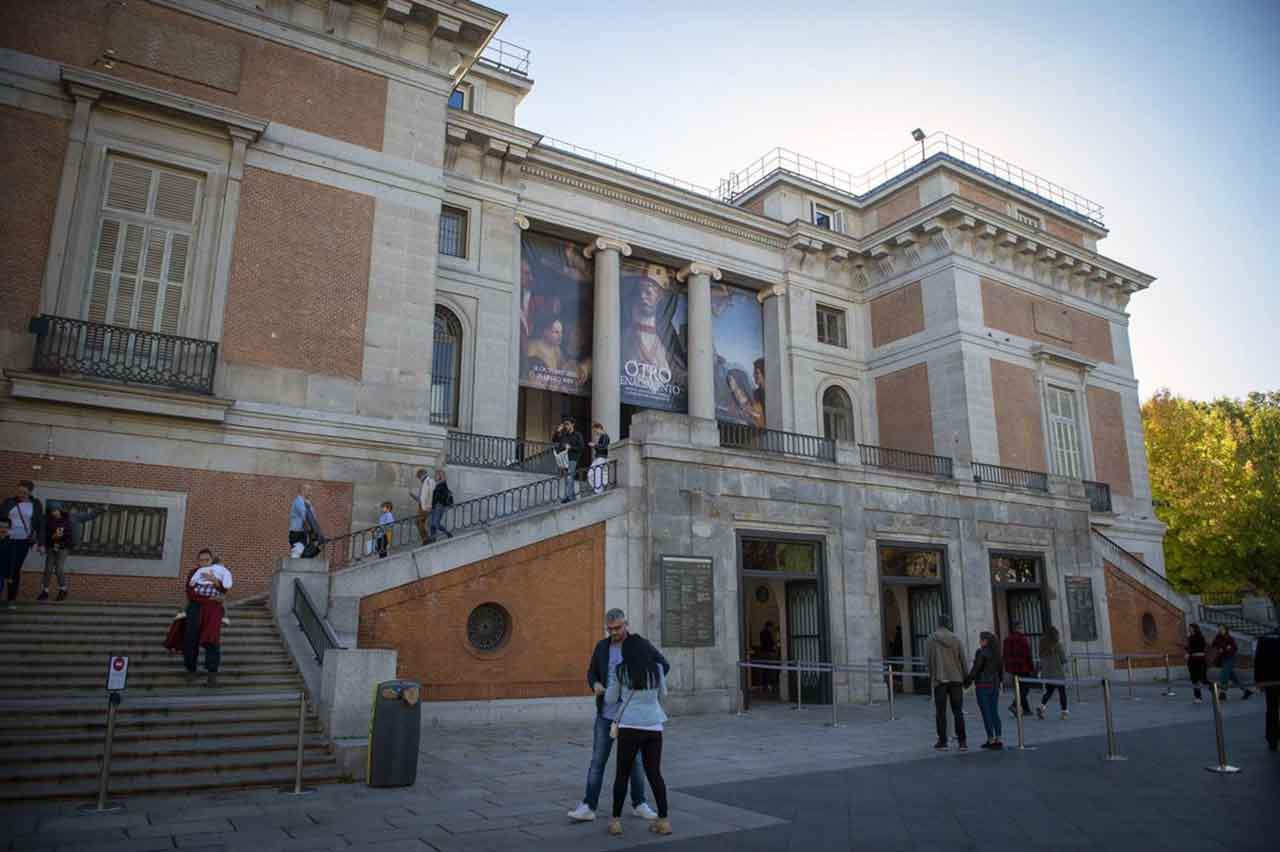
top-left (739, 536), bottom-right (829, 705)
top-left (990, 552), bottom-right (1049, 660)
top-left (878, 543), bottom-right (949, 695)
top-left (518, 387), bottom-right (590, 444)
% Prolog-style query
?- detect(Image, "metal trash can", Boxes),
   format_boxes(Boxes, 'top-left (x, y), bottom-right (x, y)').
top-left (366, 679), bottom-right (421, 787)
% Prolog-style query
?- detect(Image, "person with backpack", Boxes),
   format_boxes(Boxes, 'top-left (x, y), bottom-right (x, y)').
top-left (1, 480), bottom-right (44, 608)
top-left (39, 503), bottom-right (106, 601)
top-left (965, 630), bottom-right (1004, 749)
top-left (1035, 626), bottom-right (1069, 719)
top-left (428, 469), bottom-right (454, 543)
top-left (1002, 620), bottom-right (1034, 717)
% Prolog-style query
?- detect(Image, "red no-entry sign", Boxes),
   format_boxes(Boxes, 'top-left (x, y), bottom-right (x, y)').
top-left (107, 655), bottom-right (129, 691)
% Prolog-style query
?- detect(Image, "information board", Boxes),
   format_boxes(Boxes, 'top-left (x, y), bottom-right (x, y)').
top-left (660, 556), bottom-right (715, 647)
top-left (1064, 576), bottom-right (1098, 642)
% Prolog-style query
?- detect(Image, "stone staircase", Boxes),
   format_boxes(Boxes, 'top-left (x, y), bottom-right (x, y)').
top-left (0, 599), bottom-right (346, 801)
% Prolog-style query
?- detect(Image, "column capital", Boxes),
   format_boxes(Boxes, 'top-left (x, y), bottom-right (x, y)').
top-left (514, 214), bottom-right (530, 230)
top-left (583, 236), bottom-right (631, 258)
top-left (756, 283), bottom-right (787, 304)
top-left (675, 261), bottom-right (722, 283)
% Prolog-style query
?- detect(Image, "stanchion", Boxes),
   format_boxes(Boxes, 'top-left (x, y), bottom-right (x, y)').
top-left (1126, 656), bottom-right (1138, 700)
top-left (1072, 657), bottom-right (1082, 704)
top-left (1014, 676), bottom-right (1036, 751)
top-left (79, 692), bottom-right (125, 815)
top-left (280, 693), bottom-right (317, 796)
top-left (794, 663), bottom-right (804, 711)
top-left (866, 659), bottom-right (875, 707)
top-left (1205, 683), bottom-right (1241, 774)
top-left (738, 662), bottom-right (751, 715)
top-left (1162, 653), bottom-right (1177, 698)
top-left (887, 667), bottom-right (897, 721)
top-left (1101, 679), bottom-right (1126, 761)
top-left (828, 670), bottom-right (842, 728)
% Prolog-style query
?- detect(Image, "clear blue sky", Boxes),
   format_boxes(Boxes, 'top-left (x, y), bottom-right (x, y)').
top-left (498, 0), bottom-right (1279, 403)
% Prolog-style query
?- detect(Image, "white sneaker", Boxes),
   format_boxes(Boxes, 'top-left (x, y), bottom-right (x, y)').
top-left (567, 803), bottom-right (596, 822)
top-left (632, 803), bottom-right (658, 821)
top-left (1060, 710), bottom-right (1069, 720)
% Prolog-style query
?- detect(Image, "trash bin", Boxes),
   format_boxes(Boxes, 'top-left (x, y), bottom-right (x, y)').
top-left (366, 679), bottom-right (421, 787)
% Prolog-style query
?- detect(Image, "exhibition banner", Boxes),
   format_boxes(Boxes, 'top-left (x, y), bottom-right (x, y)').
top-left (712, 284), bottom-right (766, 427)
top-left (619, 259), bottom-right (688, 412)
top-left (519, 232), bottom-right (593, 396)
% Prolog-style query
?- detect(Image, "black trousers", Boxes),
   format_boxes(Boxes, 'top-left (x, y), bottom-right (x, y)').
top-left (934, 683), bottom-right (965, 743)
top-left (1188, 659), bottom-right (1210, 699)
top-left (1040, 683), bottom-right (1068, 710)
top-left (0, 539), bottom-right (34, 601)
top-left (613, 728), bottom-right (668, 819)
top-left (1009, 676), bottom-right (1033, 713)
top-left (1266, 687), bottom-right (1279, 748)
top-left (183, 601), bottom-right (221, 673)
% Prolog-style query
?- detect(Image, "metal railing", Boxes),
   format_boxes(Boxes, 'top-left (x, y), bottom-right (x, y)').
top-left (1198, 604), bottom-right (1277, 639)
top-left (446, 430), bottom-right (558, 474)
top-left (325, 460), bottom-right (619, 569)
top-left (859, 444), bottom-right (954, 478)
top-left (293, 578), bottom-right (343, 663)
top-left (973, 461), bottom-right (1048, 492)
top-left (478, 37), bottom-right (531, 76)
top-left (1083, 480), bottom-right (1112, 512)
top-left (539, 136), bottom-right (719, 198)
top-left (717, 421), bottom-right (836, 462)
top-left (29, 315), bottom-right (218, 396)
top-left (718, 132), bottom-right (1105, 226)
top-left (1090, 529), bottom-right (1180, 599)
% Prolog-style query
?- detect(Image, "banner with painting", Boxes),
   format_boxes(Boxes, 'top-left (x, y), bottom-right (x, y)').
top-left (619, 259), bottom-right (689, 411)
top-left (519, 232), bottom-right (593, 396)
top-left (712, 284), bottom-right (766, 427)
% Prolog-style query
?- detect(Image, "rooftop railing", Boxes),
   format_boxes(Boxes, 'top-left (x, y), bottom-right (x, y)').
top-left (478, 38), bottom-right (530, 76)
top-left (719, 132), bottom-right (1104, 225)
top-left (538, 136), bottom-right (719, 198)
top-left (973, 461), bottom-right (1049, 492)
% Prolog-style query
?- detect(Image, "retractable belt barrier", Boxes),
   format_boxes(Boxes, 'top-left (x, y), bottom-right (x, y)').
top-left (0, 691), bottom-right (312, 815)
top-left (1069, 652), bottom-right (1179, 700)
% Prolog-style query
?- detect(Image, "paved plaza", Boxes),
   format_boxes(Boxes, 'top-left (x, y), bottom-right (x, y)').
top-left (2, 684), bottom-right (1273, 851)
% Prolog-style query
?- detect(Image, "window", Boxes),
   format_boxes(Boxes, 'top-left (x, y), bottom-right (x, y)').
top-left (466, 603), bottom-right (510, 651)
top-left (810, 201), bottom-right (844, 232)
top-left (816, 304), bottom-right (847, 348)
top-left (86, 157), bottom-right (202, 334)
top-left (47, 500), bottom-right (168, 560)
top-left (438, 206), bottom-right (468, 258)
top-left (1141, 612), bottom-right (1158, 643)
top-left (431, 306), bottom-right (462, 426)
top-left (741, 539), bottom-right (818, 574)
top-left (878, 546), bottom-right (942, 579)
top-left (1045, 386), bottom-right (1083, 478)
top-left (448, 88), bottom-right (466, 109)
top-left (1016, 209), bottom-right (1042, 229)
top-left (991, 554), bottom-right (1039, 586)
top-left (821, 386), bottom-right (854, 443)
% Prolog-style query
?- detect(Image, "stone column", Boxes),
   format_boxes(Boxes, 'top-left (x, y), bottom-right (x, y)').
top-left (758, 284), bottom-right (788, 430)
top-left (677, 262), bottom-right (722, 422)
top-left (508, 215), bottom-right (530, 438)
top-left (584, 237), bottom-right (631, 438)
top-left (44, 85), bottom-right (99, 315)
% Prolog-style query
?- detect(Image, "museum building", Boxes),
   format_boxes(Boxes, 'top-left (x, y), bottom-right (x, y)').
top-left (0, 0), bottom-right (1188, 712)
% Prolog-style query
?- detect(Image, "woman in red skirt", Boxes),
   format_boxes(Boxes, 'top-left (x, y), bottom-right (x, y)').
top-left (164, 548), bottom-right (233, 687)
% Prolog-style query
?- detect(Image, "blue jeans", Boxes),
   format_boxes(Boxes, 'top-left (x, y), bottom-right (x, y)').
top-left (561, 468), bottom-right (578, 502)
top-left (428, 505), bottom-right (450, 540)
top-left (1218, 655), bottom-right (1244, 689)
top-left (975, 684), bottom-right (1002, 739)
top-left (582, 713), bottom-right (646, 810)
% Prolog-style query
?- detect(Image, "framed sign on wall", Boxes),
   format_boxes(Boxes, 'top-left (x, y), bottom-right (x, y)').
top-left (660, 555), bottom-right (715, 647)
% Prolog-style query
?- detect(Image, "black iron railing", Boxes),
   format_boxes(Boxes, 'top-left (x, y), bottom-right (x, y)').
top-left (1084, 480), bottom-right (1112, 512)
top-left (717, 421), bottom-right (835, 462)
top-left (973, 461), bottom-right (1048, 492)
top-left (1198, 604), bottom-right (1277, 639)
top-left (446, 430), bottom-right (558, 474)
top-left (29, 315), bottom-right (218, 395)
top-left (324, 460), bottom-right (619, 569)
top-left (858, 444), bottom-right (954, 478)
top-left (292, 578), bottom-right (342, 663)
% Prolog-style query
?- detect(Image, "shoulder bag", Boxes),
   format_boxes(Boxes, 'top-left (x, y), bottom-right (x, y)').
top-left (610, 688), bottom-right (636, 740)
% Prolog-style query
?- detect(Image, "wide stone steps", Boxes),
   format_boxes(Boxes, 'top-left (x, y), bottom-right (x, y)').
top-left (0, 599), bottom-right (347, 800)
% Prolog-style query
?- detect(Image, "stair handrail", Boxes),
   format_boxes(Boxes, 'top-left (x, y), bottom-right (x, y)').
top-left (1090, 528), bottom-right (1180, 597)
top-left (1198, 603), bottom-right (1276, 636)
top-left (293, 578), bottom-right (343, 663)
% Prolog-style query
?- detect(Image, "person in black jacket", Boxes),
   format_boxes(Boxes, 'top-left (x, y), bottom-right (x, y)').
top-left (555, 419), bottom-right (585, 503)
top-left (427, 469), bottom-right (454, 543)
top-left (1, 481), bottom-right (44, 608)
top-left (1254, 628), bottom-right (1280, 751)
top-left (40, 503), bottom-right (106, 601)
top-left (965, 630), bottom-right (1004, 750)
top-left (567, 608), bottom-right (669, 823)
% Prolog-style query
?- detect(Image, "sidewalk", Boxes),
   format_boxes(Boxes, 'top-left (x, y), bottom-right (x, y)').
top-left (0, 682), bottom-right (1267, 851)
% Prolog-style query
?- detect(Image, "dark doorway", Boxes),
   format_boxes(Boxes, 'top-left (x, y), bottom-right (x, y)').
top-left (990, 552), bottom-right (1050, 661)
top-left (786, 580), bottom-right (824, 704)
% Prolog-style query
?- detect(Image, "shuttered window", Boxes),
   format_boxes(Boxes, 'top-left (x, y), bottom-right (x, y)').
top-left (87, 158), bottom-right (202, 336)
top-left (1045, 386), bottom-right (1083, 478)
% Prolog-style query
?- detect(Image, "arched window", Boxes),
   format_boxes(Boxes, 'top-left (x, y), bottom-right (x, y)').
top-left (822, 386), bottom-right (854, 443)
top-left (431, 306), bottom-right (462, 427)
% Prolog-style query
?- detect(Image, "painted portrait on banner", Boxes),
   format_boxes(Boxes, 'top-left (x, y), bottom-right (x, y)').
top-left (519, 232), bottom-right (593, 396)
top-left (712, 284), bottom-right (766, 427)
top-left (619, 259), bottom-right (688, 412)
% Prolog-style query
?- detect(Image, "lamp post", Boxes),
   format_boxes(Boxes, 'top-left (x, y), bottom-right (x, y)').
top-left (911, 128), bottom-right (926, 165)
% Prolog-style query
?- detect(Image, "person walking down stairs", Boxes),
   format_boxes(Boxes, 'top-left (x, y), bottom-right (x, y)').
top-left (39, 503), bottom-right (105, 601)
top-left (165, 549), bottom-right (232, 687)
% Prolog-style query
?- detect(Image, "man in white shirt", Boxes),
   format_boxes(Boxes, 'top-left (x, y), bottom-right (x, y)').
top-left (1, 480), bottom-right (44, 609)
top-left (410, 468), bottom-right (434, 545)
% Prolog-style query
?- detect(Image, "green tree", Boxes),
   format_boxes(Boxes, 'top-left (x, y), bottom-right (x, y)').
top-left (1211, 392), bottom-right (1280, 599)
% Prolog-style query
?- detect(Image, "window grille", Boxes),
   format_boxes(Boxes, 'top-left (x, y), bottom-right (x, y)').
top-left (47, 500), bottom-right (167, 560)
top-left (816, 304), bottom-right (847, 348)
top-left (821, 386), bottom-right (854, 442)
top-left (439, 206), bottom-right (468, 258)
top-left (1045, 386), bottom-right (1083, 478)
top-left (431, 306), bottom-right (462, 426)
top-left (1016, 209), bottom-right (1042, 229)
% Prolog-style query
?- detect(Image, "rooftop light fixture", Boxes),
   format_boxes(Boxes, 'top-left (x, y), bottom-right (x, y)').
top-left (911, 128), bottom-right (926, 164)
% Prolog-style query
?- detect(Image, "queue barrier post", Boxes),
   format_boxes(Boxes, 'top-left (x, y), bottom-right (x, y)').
top-left (794, 663), bottom-right (804, 711)
top-left (79, 692), bottom-right (124, 815)
top-left (1101, 679), bottom-right (1126, 761)
top-left (281, 692), bottom-right (316, 796)
top-left (1013, 676), bottom-right (1036, 751)
top-left (1205, 683), bottom-right (1241, 774)
top-left (887, 666), bottom-right (897, 721)
top-left (1072, 657), bottom-right (1082, 704)
top-left (1162, 653), bottom-right (1177, 698)
top-left (1126, 656), bottom-right (1138, 700)
top-left (866, 659), bottom-right (875, 706)
top-left (829, 668), bottom-right (842, 728)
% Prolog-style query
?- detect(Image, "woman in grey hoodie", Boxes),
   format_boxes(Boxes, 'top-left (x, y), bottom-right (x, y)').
top-left (1036, 626), bottom-right (1069, 719)
top-left (605, 634), bottom-right (672, 837)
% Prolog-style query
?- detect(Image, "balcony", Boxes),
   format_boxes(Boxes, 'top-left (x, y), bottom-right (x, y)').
top-left (858, 444), bottom-right (954, 478)
top-left (29, 315), bottom-right (218, 396)
top-left (717, 421), bottom-right (835, 462)
top-left (1083, 480), bottom-right (1112, 513)
top-left (972, 461), bottom-right (1049, 492)
top-left (446, 430), bottom-right (558, 475)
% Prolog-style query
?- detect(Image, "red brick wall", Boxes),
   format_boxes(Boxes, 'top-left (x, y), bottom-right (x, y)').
top-left (981, 277), bottom-right (1114, 364)
top-left (222, 167), bottom-right (374, 379)
top-left (1087, 386), bottom-right (1133, 497)
top-left (0, 451), bottom-right (351, 602)
top-left (1045, 217), bottom-right (1086, 247)
top-left (870, 281), bottom-right (925, 347)
top-left (990, 359), bottom-right (1046, 471)
top-left (0, 0), bottom-right (387, 150)
top-left (875, 362), bottom-right (934, 454)
top-left (1104, 561), bottom-right (1186, 668)
top-left (869, 185), bottom-right (920, 230)
top-left (955, 178), bottom-right (1009, 215)
top-left (358, 524), bottom-right (606, 700)
top-left (0, 105), bottom-right (68, 335)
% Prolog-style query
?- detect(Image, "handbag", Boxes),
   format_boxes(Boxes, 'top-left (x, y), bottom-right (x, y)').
top-left (610, 688), bottom-right (636, 740)
top-left (554, 448), bottom-right (570, 471)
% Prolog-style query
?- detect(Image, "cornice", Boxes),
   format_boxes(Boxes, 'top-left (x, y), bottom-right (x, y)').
top-left (447, 110), bottom-right (543, 153)
top-left (61, 66), bottom-right (267, 137)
